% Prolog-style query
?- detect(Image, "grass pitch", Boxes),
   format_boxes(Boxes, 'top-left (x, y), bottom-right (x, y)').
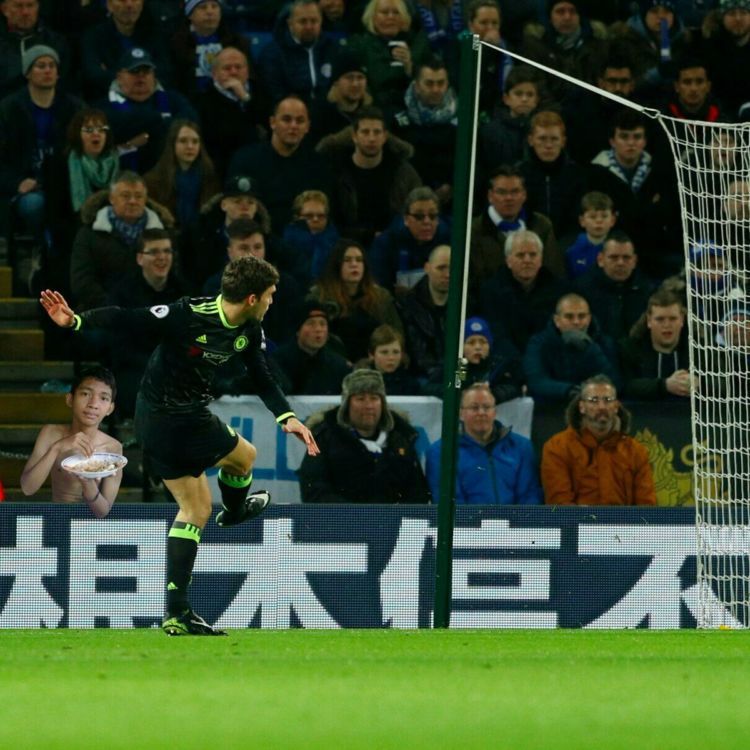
top-left (3, 629), bottom-right (750, 750)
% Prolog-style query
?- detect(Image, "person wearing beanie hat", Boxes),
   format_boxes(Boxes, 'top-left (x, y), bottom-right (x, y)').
top-left (21, 44), bottom-right (60, 76)
top-left (171, 0), bottom-right (252, 100)
top-left (0, 0), bottom-right (70, 98)
top-left (427, 316), bottom-right (523, 405)
top-left (0, 36), bottom-right (81, 285)
top-left (269, 300), bottom-right (351, 395)
top-left (308, 49), bottom-right (373, 141)
top-left (298, 368), bottom-right (432, 503)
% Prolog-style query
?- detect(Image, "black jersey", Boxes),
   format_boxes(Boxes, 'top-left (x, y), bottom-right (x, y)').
top-left (76, 296), bottom-right (294, 418)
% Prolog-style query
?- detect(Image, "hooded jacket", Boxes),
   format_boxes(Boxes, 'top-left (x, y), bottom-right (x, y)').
top-left (70, 189), bottom-right (174, 311)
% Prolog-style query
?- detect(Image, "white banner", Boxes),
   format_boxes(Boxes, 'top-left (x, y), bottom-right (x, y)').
top-left (207, 396), bottom-right (534, 503)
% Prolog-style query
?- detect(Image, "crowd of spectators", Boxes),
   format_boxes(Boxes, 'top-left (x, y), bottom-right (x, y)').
top-left (2, 0), bottom-right (748, 506)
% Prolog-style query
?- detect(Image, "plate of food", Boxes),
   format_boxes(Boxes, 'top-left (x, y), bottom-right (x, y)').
top-left (61, 453), bottom-right (128, 479)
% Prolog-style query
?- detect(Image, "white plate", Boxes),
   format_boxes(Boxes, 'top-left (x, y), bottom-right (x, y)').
top-left (61, 452), bottom-right (128, 479)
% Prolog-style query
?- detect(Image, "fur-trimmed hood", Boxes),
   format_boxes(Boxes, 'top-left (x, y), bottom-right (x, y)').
top-left (315, 125), bottom-right (415, 161)
top-left (80, 188), bottom-right (175, 228)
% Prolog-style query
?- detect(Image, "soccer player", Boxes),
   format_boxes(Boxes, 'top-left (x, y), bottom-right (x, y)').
top-left (20, 366), bottom-right (122, 518)
top-left (40, 256), bottom-right (319, 636)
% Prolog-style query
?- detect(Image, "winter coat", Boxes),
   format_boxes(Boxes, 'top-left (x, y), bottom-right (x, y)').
top-left (369, 214), bottom-right (452, 291)
top-left (618, 327), bottom-right (690, 400)
top-left (573, 265), bottom-right (654, 342)
top-left (298, 407), bottom-right (432, 503)
top-left (479, 266), bottom-right (568, 355)
top-left (346, 29), bottom-right (431, 114)
top-left (541, 425), bottom-right (657, 506)
top-left (270, 342), bottom-right (351, 395)
top-left (396, 274), bottom-right (447, 380)
top-left (316, 126), bottom-right (422, 243)
top-left (0, 87), bottom-right (83, 197)
top-left (257, 15), bottom-right (339, 103)
top-left (70, 190), bottom-right (174, 311)
top-left (469, 210), bottom-right (562, 290)
top-left (426, 423), bottom-right (543, 505)
top-left (523, 318), bottom-right (620, 403)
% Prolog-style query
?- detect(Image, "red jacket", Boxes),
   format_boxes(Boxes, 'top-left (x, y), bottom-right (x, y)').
top-left (541, 426), bottom-right (656, 506)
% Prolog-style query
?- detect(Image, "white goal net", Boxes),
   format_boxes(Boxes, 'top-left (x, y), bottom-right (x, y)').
top-left (473, 38), bottom-right (750, 628)
top-left (659, 118), bottom-right (750, 628)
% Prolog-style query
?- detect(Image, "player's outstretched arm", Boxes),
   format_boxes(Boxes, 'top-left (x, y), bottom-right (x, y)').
top-left (40, 290), bottom-right (76, 328)
top-left (282, 417), bottom-right (320, 456)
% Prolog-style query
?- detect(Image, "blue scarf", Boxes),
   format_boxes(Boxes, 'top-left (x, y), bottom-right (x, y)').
top-left (107, 206), bottom-right (148, 247)
top-left (192, 33), bottom-right (222, 92)
top-left (416, 0), bottom-right (464, 51)
top-left (489, 205), bottom-right (527, 233)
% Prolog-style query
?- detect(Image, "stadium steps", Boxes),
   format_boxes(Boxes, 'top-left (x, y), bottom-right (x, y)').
top-left (0, 278), bottom-right (147, 502)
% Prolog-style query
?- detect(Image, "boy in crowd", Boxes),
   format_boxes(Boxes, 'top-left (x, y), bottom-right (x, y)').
top-left (20, 367), bottom-right (123, 518)
top-left (565, 192), bottom-right (617, 279)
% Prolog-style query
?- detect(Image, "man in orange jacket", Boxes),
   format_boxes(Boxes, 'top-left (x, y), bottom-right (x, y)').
top-left (541, 373), bottom-right (656, 506)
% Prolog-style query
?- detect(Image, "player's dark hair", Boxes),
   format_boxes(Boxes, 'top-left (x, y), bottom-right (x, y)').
top-left (609, 109), bottom-right (647, 137)
top-left (413, 56), bottom-right (448, 81)
top-left (220, 255), bottom-right (280, 302)
top-left (487, 163), bottom-right (525, 188)
top-left (70, 366), bottom-right (117, 402)
top-left (503, 65), bottom-right (540, 95)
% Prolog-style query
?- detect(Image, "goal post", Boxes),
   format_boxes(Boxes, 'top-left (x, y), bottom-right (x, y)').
top-left (437, 36), bottom-right (750, 628)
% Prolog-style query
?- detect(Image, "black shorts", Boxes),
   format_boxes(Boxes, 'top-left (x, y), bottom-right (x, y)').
top-left (135, 398), bottom-right (239, 480)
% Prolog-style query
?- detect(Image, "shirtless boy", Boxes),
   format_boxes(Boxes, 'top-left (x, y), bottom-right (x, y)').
top-left (20, 367), bottom-right (123, 518)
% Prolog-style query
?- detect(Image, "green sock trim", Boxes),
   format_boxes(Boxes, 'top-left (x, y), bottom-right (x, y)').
top-left (218, 469), bottom-right (252, 489)
top-left (168, 521), bottom-right (202, 543)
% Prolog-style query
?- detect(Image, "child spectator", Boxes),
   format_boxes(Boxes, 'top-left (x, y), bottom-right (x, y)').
top-left (478, 66), bottom-right (541, 173)
top-left (460, 316), bottom-right (524, 404)
top-left (20, 367), bottom-right (123, 518)
top-left (356, 324), bottom-right (422, 394)
top-left (565, 191), bottom-right (617, 279)
top-left (282, 190), bottom-right (340, 289)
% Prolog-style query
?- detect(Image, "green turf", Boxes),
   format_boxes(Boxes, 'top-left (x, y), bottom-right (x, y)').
top-left (2, 629), bottom-right (750, 750)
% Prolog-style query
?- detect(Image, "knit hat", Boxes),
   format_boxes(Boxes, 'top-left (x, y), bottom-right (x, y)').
top-left (22, 45), bottom-right (60, 76)
top-left (547, 0), bottom-right (579, 12)
top-left (297, 300), bottom-right (331, 330)
top-left (688, 241), bottom-right (723, 264)
top-left (223, 174), bottom-right (257, 198)
top-left (337, 369), bottom-right (394, 431)
top-left (464, 317), bottom-right (493, 347)
top-left (720, 0), bottom-right (750, 11)
top-left (331, 50), bottom-right (367, 82)
top-left (118, 47), bottom-right (156, 72)
top-left (185, 0), bottom-right (222, 15)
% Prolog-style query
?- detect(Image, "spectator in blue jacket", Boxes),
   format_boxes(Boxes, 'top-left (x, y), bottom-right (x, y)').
top-left (524, 292), bottom-right (620, 403)
top-left (426, 383), bottom-right (542, 504)
top-left (257, 0), bottom-right (339, 104)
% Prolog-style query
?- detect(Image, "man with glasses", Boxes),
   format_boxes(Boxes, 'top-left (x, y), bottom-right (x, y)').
top-left (426, 382), bottom-right (542, 504)
top-left (370, 185), bottom-right (450, 291)
top-left (470, 165), bottom-right (562, 296)
top-left (540, 374), bottom-right (656, 506)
